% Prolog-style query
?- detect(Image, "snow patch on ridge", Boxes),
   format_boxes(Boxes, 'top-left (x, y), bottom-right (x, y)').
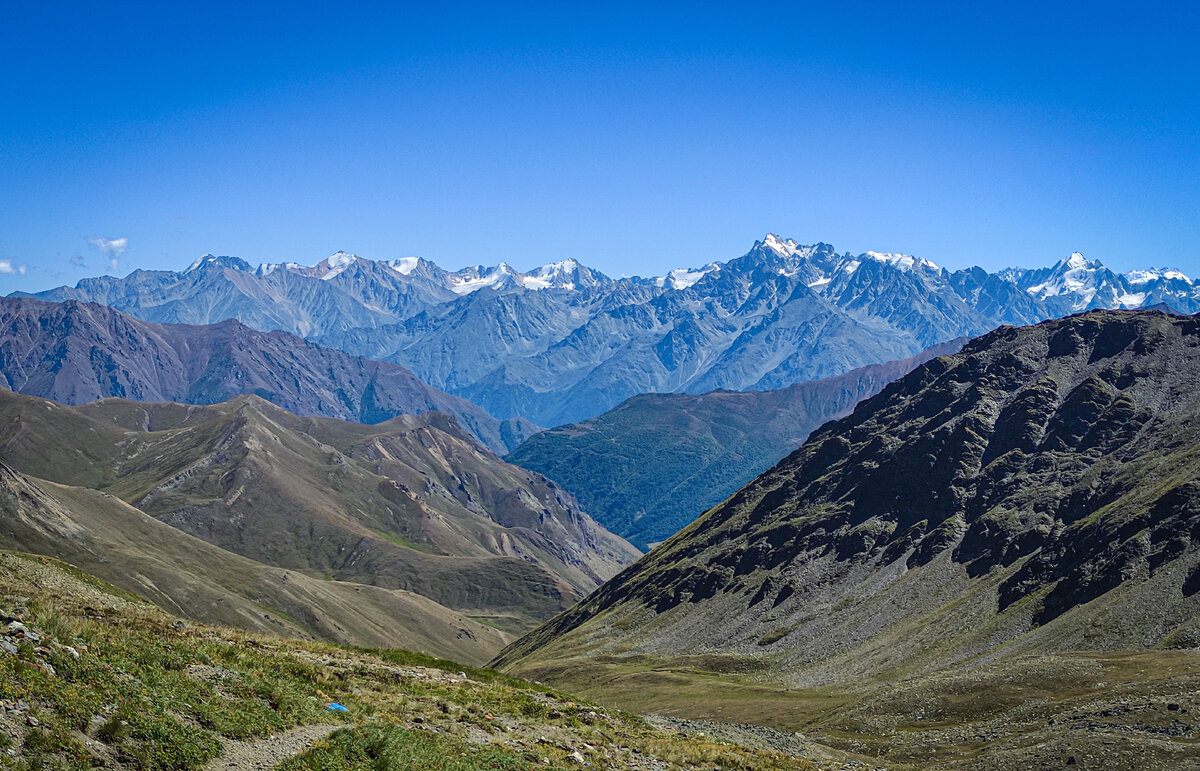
top-left (1116, 291), bottom-right (1148, 308)
top-left (1125, 268), bottom-right (1192, 285)
top-left (660, 265), bottom-right (717, 290)
top-left (255, 262), bottom-right (304, 277)
top-left (449, 263), bottom-right (516, 294)
top-left (386, 257), bottom-right (420, 275)
top-left (865, 251), bottom-right (939, 272)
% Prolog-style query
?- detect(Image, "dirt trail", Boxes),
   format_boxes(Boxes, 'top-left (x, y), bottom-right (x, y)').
top-left (204, 724), bottom-right (339, 770)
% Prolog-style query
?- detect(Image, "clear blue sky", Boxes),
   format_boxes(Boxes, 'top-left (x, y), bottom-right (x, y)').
top-left (2, 1), bottom-right (1197, 292)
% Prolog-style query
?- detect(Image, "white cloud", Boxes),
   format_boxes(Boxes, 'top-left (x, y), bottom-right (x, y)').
top-left (87, 236), bottom-right (128, 257)
top-left (0, 259), bottom-right (27, 275)
top-left (70, 254), bottom-right (87, 267)
top-left (109, 257), bottom-right (120, 272)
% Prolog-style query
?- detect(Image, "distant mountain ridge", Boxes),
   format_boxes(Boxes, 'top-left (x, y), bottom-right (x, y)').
top-left (507, 338), bottom-right (966, 549)
top-left (0, 296), bottom-right (532, 453)
top-left (20, 235), bottom-right (1200, 426)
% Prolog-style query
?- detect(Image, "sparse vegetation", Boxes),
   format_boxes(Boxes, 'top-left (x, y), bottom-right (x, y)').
top-left (0, 551), bottom-right (818, 769)
top-left (279, 725), bottom-right (535, 770)
top-left (756, 627), bottom-right (794, 646)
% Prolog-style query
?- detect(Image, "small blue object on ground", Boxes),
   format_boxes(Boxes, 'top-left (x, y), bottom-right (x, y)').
top-left (327, 702), bottom-right (348, 712)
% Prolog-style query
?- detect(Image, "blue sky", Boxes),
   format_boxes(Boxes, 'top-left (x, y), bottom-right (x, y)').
top-left (2, 1), bottom-right (1197, 291)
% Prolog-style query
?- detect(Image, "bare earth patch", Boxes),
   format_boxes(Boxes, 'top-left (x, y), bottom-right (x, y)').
top-left (205, 724), bottom-right (338, 770)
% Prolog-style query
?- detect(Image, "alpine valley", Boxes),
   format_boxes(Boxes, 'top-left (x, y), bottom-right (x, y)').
top-left (3, 235), bottom-right (1200, 770)
top-left (507, 338), bottom-right (966, 549)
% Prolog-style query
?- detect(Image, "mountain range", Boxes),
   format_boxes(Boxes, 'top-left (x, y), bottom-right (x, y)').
top-left (506, 338), bottom-right (966, 549)
top-left (21, 235), bottom-right (1200, 426)
top-left (0, 296), bottom-right (536, 453)
top-left (0, 387), bottom-right (638, 643)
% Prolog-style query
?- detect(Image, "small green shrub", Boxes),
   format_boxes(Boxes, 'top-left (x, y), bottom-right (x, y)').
top-left (96, 714), bottom-right (129, 744)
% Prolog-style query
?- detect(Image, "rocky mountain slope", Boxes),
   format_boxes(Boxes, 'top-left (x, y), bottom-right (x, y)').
top-left (0, 296), bottom-right (531, 453)
top-left (496, 309), bottom-right (1200, 676)
top-left (21, 236), bottom-right (1200, 426)
top-left (507, 339), bottom-right (965, 549)
top-left (0, 389), bottom-right (639, 635)
top-left (0, 461), bottom-right (506, 664)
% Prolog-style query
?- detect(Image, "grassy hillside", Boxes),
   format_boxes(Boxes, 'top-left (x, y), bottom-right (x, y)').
top-left (0, 550), bottom-right (820, 770)
top-left (0, 460), bottom-right (506, 665)
top-left (503, 648), bottom-right (1200, 770)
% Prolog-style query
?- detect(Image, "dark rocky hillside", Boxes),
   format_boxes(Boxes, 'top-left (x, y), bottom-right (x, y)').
top-left (507, 339), bottom-right (964, 548)
top-left (0, 296), bottom-right (527, 453)
top-left (497, 310), bottom-right (1200, 678)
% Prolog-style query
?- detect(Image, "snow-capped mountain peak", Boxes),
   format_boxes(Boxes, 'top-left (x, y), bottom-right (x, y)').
top-left (1027, 254), bottom-right (1099, 297)
top-left (186, 254), bottom-right (216, 272)
top-left (864, 251), bottom-right (940, 272)
top-left (1125, 267), bottom-right (1192, 285)
top-left (525, 259), bottom-right (584, 290)
top-left (760, 233), bottom-right (802, 258)
top-left (185, 254), bottom-right (253, 273)
top-left (1017, 251), bottom-right (1119, 311)
top-left (316, 251), bottom-right (359, 280)
top-left (384, 256), bottom-right (421, 276)
top-left (1064, 251), bottom-right (1092, 271)
top-left (533, 258), bottom-right (580, 274)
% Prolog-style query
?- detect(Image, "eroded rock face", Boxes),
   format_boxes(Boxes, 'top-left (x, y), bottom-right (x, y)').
top-left (495, 310), bottom-right (1200, 681)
